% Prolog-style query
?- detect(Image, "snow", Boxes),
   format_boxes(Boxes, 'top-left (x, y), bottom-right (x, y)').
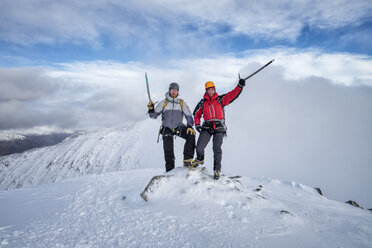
top-left (1, 167), bottom-right (372, 248)
top-left (0, 120), bottom-right (164, 190)
top-left (0, 126), bottom-right (73, 141)
top-left (0, 133), bottom-right (26, 142)
top-left (1, 119), bottom-right (372, 247)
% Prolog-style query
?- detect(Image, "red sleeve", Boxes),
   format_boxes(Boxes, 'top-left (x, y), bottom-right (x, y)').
top-left (221, 85), bottom-right (243, 106)
top-left (193, 99), bottom-right (204, 126)
top-left (194, 107), bottom-right (202, 125)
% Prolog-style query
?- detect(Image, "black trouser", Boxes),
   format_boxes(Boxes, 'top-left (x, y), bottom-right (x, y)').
top-left (196, 131), bottom-right (225, 171)
top-left (162, 125), bottom-right (195, 172)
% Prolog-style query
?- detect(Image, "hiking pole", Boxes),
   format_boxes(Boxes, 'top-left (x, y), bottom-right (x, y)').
top-left (240, 59), bottom-right (275, 81)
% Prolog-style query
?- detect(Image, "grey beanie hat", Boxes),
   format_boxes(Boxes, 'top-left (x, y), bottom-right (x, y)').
top-left (169, 82), bottom-right (180, 91)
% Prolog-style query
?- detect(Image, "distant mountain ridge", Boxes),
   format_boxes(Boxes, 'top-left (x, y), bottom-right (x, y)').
top-left (0, 133), bottom-right (72, 156)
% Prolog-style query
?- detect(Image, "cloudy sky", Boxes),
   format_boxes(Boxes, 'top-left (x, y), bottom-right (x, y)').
top-left (1, 1), bottom-right (372, 205)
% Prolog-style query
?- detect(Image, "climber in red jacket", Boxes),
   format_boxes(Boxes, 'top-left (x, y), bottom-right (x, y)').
top-left (193, 78), bottom-right (246, 179)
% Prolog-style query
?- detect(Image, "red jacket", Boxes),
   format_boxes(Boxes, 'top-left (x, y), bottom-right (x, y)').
top-left (193, 85), bottom-right (243, 126)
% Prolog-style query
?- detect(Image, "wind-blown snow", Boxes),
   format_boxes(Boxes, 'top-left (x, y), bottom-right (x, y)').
top-left (0, 167), bottom-right (371, 247)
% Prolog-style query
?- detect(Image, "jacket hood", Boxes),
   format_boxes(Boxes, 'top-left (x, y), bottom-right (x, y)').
top-left (203, 92), bottom-right (219, 100)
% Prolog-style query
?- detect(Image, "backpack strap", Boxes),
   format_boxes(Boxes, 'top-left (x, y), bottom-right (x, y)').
top-left (217, 95), bottom-right (225, 116)
top-left (180, 99), bottom-right (184, 122)
top-left (193, 99), bottom-right (205, 116)
top-left (162, 98), bottom-right (168, 111)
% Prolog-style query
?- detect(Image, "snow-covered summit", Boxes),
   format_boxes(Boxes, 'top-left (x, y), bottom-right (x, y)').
top-left (0, 167), bottom-right (371, 247)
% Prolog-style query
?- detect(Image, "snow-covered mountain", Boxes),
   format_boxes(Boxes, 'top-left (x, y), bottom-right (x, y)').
top-left (1, 167), bottom-right (371, 247)
top-left (0, 120), bottom-right (163, 190)
top-left (0, 119), bottom-right (372, 247)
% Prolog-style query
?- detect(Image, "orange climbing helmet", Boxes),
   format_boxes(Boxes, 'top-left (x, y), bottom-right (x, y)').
top-left (205, 81), bottom-right (215, 90)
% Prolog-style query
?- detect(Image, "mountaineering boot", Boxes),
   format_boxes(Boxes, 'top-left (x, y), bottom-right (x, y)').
top-left (214, 170), bottom-right (221, 180)
top-left (191, 159), bottom-right (204, 168)
top-left (183, 159), bottom-right (193, 167)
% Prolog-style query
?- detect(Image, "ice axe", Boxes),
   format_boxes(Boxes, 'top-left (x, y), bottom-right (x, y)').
top-left (145, 73), bottom-right (161, 143)
top-left (145, 72), bottom-right (154, 103)
top-left (239, 59), bottom-right (275, 81)
top-left (145, 72), bottom-right (158, 105)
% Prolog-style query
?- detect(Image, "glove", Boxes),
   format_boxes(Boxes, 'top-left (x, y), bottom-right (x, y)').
top-left (147, 101), bottom-right (155, 110)
top-left (186, 127), bottom-right (196, 136)
top-left (238, 78), bottom-right (246, 87)
top-left (195, 124), bottom-right (203, 133)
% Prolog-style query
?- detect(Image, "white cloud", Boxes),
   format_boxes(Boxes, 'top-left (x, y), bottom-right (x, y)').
top-left (242, 48), bottom-right (372, 86)
top-left (1, 0), bottom-right (371, 47)
top-left (43, 48), bottom-right (372, 126)
top-left (0, 67), bottom-right (59, 101)
top-left (0, 48), bottom-right (371, 131)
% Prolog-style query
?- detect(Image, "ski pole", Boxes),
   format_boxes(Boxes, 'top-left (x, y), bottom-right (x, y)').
top-left (241, 59), bottom-right (274, 81)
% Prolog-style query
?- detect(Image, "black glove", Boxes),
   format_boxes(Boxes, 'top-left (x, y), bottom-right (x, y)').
top-left (196, 124), bottom-right (203, 133)
top-left (238, 78), bottom-right (246, 87)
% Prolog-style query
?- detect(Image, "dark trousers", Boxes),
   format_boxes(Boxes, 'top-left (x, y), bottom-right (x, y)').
top-left (162, 125), bottom-right (195, 172)
top-left (196, 131), bottom-right (224, 171)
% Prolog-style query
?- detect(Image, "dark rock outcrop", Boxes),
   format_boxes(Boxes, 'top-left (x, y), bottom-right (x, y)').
top-left (345, 200), bottom-right (363, 209)
top-left (255, 185), bottom-right (263, 192)
top-left (314, 187), bottom-right (323, 196)
top-left (280, 210), bottom-right (294, 216)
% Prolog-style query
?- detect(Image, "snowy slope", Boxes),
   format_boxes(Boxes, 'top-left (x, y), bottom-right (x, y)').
top-left (1, 118), bottom-right (371, 247)
top-left (0, 167), bottom-right (371, 248)
top-left (0, 120), bottom-right (164, 190)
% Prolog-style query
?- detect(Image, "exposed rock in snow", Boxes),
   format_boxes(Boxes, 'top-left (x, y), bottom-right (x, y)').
top-left (141, 167), bottom-right (245, 202)
top-left (345, 200), bottom-right (363, 208)
top-left (314, 187), bottom-right (323, 196)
